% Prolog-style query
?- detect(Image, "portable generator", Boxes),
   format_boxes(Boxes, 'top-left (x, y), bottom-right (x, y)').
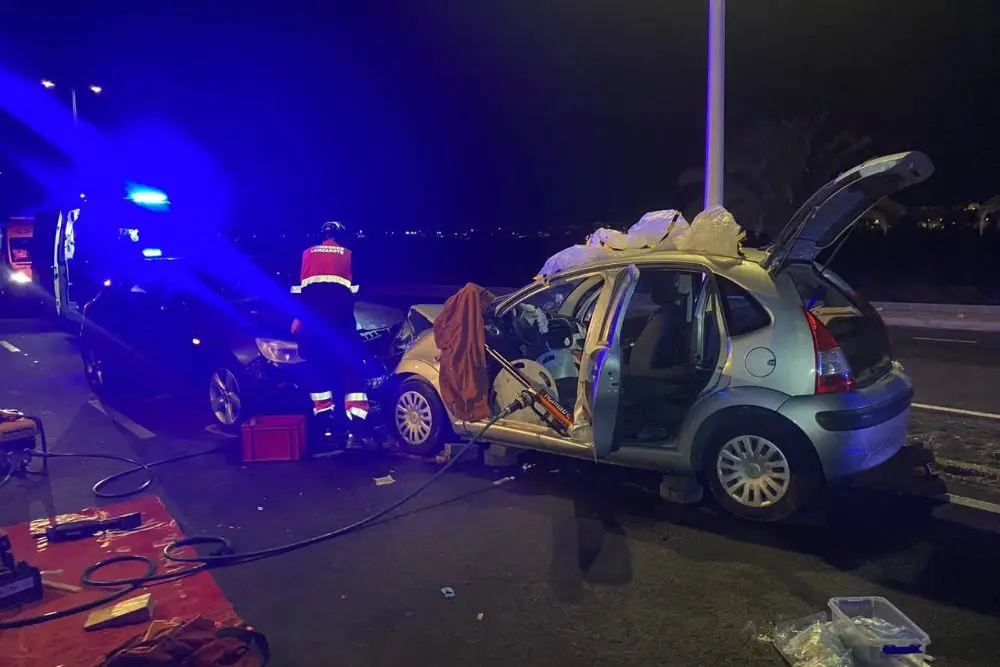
top-left (0, 409), bottom-right (47, 482)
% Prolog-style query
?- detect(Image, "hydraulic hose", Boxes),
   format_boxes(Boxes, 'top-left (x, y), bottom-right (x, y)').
top-left (0, 395), bottom-right (526, 630)
top-left (163, 406), bottom-right (517, 566)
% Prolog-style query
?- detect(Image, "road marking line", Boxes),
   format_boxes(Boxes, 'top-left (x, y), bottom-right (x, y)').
top-left (0, 340), bottom-right (21, 353)
top-left (938, 493), bottom-right (1000, 515)
top-left (912, 336), bottom-right (977, 344)
top-left (912, 403), bottom-right (1000, 420)
top-left (87, 399), bottom-right (156, 439)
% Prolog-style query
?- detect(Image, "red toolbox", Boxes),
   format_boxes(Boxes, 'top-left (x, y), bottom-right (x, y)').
top-left (241, 415), bottom-right (306, 462)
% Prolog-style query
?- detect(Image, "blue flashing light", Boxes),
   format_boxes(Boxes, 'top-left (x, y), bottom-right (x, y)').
top-left (142, 248), bottom-right (163, 258)
top-left (127, 188), bottom-right (169, 207)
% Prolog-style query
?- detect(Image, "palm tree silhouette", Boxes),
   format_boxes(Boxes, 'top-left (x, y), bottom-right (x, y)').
top-left (677, 113), bottom-right (877, 242)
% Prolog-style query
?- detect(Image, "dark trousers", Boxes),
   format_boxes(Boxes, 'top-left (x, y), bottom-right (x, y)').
top-left (298, 321), bottom-right (370, 440)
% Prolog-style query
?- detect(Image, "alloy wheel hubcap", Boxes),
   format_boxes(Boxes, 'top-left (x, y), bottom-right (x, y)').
top-left (209, 369), bottom-right (242, 425)
top-left (85, 351), bottom-right (104, 387)
top-left (716, 435), bottom-right (791, 508)
top-left (395, 390), bottom-right (432, 445)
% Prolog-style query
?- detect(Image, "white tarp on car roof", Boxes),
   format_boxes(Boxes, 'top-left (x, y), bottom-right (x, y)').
top-left (536, 206), bottom-right (745, 280)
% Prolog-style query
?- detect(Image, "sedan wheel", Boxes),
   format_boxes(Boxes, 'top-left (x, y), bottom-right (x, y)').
top-left (396, 390), bottom-right (433, 446)
top-left (391, 379), bottom-right (447, 456)
top-left (716, 435), bottom-right (790, 509)
top-left (83, 346), bottom-right (110, 394)
top-left (704, 415), bottom-right (822, 522)
top-left (209, 368), bottom-right (243, 427)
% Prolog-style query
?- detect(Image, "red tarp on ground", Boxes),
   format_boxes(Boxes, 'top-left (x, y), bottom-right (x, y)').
top-left (0, 496), bottom-right (239, 667)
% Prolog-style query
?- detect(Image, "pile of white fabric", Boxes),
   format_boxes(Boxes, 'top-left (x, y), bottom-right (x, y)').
top-left (536, 206), bottom-right (746, 280)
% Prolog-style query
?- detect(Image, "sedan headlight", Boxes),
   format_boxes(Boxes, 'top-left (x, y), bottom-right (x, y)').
top-left (255, 338), bottom-right (303, 364)
top-left (8, 271), bottom-right (30, 284)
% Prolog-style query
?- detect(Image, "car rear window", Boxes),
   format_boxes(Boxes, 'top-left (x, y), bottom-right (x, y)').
top-left (783, 263), bottom-right (893, 387)
top-left (715, 275), bottom-right (771, 336)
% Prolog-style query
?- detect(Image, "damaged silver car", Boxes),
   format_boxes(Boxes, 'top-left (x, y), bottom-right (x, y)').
top-left (386, 152), bottom-right (933, 522)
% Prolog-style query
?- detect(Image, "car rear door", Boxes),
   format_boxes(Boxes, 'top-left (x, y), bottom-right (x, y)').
top-left (763, 152), bottom-right (934, 274)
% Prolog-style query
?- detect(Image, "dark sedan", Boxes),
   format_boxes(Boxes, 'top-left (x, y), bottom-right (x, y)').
top-left (79, 256), bottom-right (398, 431)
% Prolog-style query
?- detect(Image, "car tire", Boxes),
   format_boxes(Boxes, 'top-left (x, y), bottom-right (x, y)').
top-left (703, 415), bottom-right (823, 522)
top-left (81, 342), bottom-right (119, 396)
top-left (392, 378), bottom-right (448, 456)
top-left (207, 363), bottom-right (253, 434)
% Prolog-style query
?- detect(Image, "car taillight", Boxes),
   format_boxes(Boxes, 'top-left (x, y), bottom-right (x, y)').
top-left (804, 309), bottom-right (855, 394)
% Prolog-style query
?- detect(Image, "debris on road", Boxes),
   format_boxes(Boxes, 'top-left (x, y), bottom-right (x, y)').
top-left (373, 474), bottom-right (396, 486)
top-left (492, 475), bottom-right (515, 487)
top-left (476, 612), bottom-right (484, 621)
top-left (771, 613), bottom-right (852, 666)
top-left (440, 587), bottom-right (455, 599)
top-left (768, 596), bottom-right (931, 666)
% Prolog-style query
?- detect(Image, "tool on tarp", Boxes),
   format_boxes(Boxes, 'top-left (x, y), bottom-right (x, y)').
top-left (44, 511), bottom-right (143, 543)
top-left (0, 530), bottom-right (43, 612)
top-left (485, 345), bottom-right (574, 433)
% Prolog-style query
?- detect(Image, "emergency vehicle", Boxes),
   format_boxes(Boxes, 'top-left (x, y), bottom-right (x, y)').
top-left (28, 188), bottom-right (172, 326)
top-left (2, 216), bottom-right (34, 285)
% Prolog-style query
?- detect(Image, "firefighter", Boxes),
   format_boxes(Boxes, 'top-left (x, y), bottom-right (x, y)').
top-left (291, 220), bottom-right (370, 447)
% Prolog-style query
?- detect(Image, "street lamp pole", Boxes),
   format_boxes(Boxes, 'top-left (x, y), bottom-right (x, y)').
top-left (70, 88), bottom-right (78, 125)
top-left (704, 0), bottom-right (726, 210)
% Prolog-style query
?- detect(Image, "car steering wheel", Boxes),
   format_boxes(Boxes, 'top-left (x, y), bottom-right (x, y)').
top-left (512, 306), bottom-right (545, 346)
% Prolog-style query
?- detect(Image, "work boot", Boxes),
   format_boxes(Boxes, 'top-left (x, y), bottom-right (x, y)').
top-left (344, 414), bottom-right (392, 451)
top-left (309, 411), bottom-right (348, 456)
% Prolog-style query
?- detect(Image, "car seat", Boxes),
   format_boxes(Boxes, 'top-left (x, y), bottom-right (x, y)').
top-left (628, 275), bottom-right (690, 376)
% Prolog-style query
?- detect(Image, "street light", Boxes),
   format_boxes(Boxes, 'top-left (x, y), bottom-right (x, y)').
top-left (40, 79), bottom-right (102, 124)
top-left (704, 0), bottom-right (726, 210)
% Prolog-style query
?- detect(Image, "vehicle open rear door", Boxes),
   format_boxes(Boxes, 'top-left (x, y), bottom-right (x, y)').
top-left (763, 152), bottom-right (934, 275)
top-left (584, 264), bottom-right (639, 458)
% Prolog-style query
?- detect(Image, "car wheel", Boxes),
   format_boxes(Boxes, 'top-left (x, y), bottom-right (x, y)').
top-left (208, 364), bottom-right (251, 433)
top-left (82, 343), bottom-right (117, 396)
top-left (392, 378), bottom-right (447, 456)
top-left (704, 416), bottom-right (823, 522)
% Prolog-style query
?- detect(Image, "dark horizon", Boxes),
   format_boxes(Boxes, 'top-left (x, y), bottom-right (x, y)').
top-left (2, 2), bottom-right (1000, 233)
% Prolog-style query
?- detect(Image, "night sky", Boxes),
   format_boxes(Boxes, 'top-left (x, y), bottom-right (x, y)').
top-left (2, 1), bottom-right (999, 233)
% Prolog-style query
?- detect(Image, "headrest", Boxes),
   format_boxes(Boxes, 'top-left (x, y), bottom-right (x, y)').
top-left (650, 276), bottom-right (680, 305)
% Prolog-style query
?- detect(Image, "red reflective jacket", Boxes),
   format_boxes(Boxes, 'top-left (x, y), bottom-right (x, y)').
top-left (299, 239), bottom-right (355, 290)
top-left (293, 240), bottom-right (357, 336)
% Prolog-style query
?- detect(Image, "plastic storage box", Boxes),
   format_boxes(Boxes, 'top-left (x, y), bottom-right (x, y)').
top-left (241, 415), bottom-right (306, 462)
top-left (828, 596), bottom-right (930, 666)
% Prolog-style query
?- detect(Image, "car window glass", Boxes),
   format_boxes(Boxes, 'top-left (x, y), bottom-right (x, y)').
top-left (618, 268), bottom-right (705, 370)
top-left (516, 276), bottom-right (604, 322)
top-left (715, 276), bottom-right (771, 336)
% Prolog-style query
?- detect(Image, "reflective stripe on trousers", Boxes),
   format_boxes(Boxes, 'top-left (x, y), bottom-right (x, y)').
top-left (345, 392), bottom-right (369, 420)
top-left (309, 391), bottom-right (334, 415)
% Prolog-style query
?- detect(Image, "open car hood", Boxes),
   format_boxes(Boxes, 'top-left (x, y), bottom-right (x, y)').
top-left (763, 151), bottom-right (934, 273)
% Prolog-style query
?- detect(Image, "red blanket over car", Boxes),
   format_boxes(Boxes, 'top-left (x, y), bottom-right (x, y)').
top-left (433, 283), bottom-right (496, 421)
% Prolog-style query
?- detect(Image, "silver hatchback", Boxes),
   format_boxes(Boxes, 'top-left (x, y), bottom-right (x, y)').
top-left (387, 152), bottom-right (932, 521)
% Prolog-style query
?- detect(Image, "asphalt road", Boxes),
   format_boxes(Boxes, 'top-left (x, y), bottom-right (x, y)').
top-left (2, 316), bottom-right (1000, 665)
top-left (891, 326), bottom-right (1000, 415)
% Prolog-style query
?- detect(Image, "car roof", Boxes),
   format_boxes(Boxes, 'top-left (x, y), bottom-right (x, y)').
top-left (538, 247), bottom-right (769, 282)
top-left (501, 246), bottom-right (778, 308)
